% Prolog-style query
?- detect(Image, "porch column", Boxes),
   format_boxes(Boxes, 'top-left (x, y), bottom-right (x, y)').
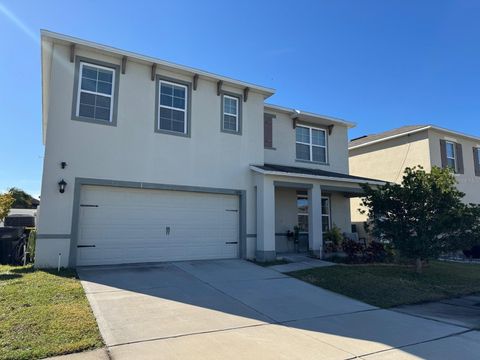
top-left (256, 176), bottom-right (276, 261)
top-left (308, 184), bottom-right (323, 258)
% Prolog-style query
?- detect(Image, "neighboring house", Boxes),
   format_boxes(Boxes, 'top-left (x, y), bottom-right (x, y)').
top-left (35, 30), bottom-right (382, 268)
top-left (0, 195), bottom-right (39, 227)
top-left (0, 209), bottom-right (37, 227)
top-left (349, 125), bottom-right (480, 237)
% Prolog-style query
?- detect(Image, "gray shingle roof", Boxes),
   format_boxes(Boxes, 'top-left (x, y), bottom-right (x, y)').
top-left (349, 125), bottom-right (429, 148)
top-left (254, 163), bottom-right (384, 183)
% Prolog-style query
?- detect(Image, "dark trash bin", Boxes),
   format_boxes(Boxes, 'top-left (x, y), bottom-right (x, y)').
top-left (0, 227), bottom-right (27, 265)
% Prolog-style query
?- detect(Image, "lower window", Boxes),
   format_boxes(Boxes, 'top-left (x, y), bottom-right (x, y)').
top-left (297, 192), bottom-right (331, 233)
top-left (297, 191), bottom-right (309, 232)
top-left (321, 197), bottom-right (331, 232)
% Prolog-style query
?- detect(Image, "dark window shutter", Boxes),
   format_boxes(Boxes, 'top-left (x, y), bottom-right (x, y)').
top-left (456, 143), bottom-right (464, 174)
top-left (474, 147), bottom-right (480, 177)
top-left (439, 139), bottom-right (447, 168)
top-left (264, 114), bottom-right (273, 148)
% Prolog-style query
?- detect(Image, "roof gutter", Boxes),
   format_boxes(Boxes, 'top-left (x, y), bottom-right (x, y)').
top-left (264, 103), bottom-right (356, 128)
top-left (40, 30), bottom-right (276, 97)
top-left (348, 126), bottom-right (431, 150)
top-left (349, 125), bottom-right (480, 150)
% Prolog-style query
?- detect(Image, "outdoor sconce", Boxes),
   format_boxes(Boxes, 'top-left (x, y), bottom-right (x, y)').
top-left (61, 161), bottom-right (67, 169)
top-left (58, 179), bottom-right (67, 194)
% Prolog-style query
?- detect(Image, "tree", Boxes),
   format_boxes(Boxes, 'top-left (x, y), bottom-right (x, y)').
top-left (360, 166), bottom-right (480, 273)
top-left (0, 192), bottom-right (15, 223)
top-left (8, 187), bottom-right (39, 209)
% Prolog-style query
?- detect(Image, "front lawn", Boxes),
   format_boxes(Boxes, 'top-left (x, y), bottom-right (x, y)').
top-left (288, 261), bottom-right (480, 308)
top-left (0, 265), bottom-right (103, 360)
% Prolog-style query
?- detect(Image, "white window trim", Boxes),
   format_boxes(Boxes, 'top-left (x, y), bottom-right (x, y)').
top-left (158, 79), bottom-right (188, 134)
top-left (297, 191), bottom-right (309, 234)
top-left (446, 141), bottom-right (457, 172)
top-left (76, 62), bottom-right (115, 123)
top-left (321, 196), bottom-right (331, 233)
top-left (223, 94), bottom-right (239, 132)
top-left (296, 125), bottom-right (328, 163)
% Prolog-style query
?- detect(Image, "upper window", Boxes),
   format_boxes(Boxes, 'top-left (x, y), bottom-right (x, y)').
top-left (476, 148), bottom-right (480, 165)
top-left (158, 80), bottom-right (188, 134)
top-left (446, 141), bottom-right (457, 171)
top-left (264, 113), bottom-right (274, 149)
top-left (76, 62), bottom-right (115, 122)
top-left (296, 125), bottom-right (327, 163)
top-left (221, 93), bottom-right (242, 134)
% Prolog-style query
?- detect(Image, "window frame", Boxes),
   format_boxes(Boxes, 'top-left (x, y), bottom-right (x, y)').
top-left (155, 75), bottom-right (192, 137)
top-left (220, 91), bottom-right (243, 135)
top-left (295, 124), bottom-right (328, 164)
top-left (476, 148), bottom-right (480, 165)
top-left (321, 196), bottom-right (331, 233)
top-left (264, 113), bottom-right (276, 149)
top-left (445, 141), bottom-right (457, 172)
top-left (72, 56), bottom-right (120, 126)
top-left (296, 191), bottom-right (309, 234)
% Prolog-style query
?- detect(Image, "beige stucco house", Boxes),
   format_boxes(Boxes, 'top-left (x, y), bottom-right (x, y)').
top-left (349, 125), bottom-right (480, 237)
top-left (35, 30), bottom-right (382, 268)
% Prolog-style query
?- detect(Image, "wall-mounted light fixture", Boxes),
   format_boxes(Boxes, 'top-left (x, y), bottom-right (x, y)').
top-left (58, 179), bottom-right (67, 194)
top-left (61, 161), bottom-right (67, 169)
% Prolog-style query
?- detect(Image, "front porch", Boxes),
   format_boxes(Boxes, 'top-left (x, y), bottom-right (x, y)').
top-left (251, 163), bottom-right (384, 262)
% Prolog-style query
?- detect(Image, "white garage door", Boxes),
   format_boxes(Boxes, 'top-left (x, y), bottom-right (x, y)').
top-left (76, 185), bottom-right (239, 266)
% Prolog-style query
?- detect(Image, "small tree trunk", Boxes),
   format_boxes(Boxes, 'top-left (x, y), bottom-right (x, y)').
top-left (415, 258), bottom-right (422, 274)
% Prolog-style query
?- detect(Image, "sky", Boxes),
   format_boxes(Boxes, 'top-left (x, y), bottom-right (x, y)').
top-left (1, 0), bottom-right (479, 198)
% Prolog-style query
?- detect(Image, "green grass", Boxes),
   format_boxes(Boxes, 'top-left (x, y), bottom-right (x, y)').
top-left (288, 261), bottom-right (480, 308)
top-left (0, 265), bottom-right (103, 360)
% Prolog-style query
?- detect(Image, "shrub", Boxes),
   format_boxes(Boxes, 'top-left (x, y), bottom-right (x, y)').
top-left (27, 229), bottom-right (36, 263)
top-left (323, 226), bottom-right (344, 252)
top-left (0, 192), bottom-right (14, 222)
top-left (342, 239), bottom-right (365, 262)
top-left (361, 166), bottom-right (480, 273)
top-left (364, 241), bottom-right (391, 263)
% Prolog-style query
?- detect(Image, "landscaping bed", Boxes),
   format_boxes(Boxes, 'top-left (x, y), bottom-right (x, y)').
top-left (248, 259), bottom-right (290, 267)
top-left (0, 265), bottom-right (103, 360)
top-left (288, 261), bottom-right (480, 308)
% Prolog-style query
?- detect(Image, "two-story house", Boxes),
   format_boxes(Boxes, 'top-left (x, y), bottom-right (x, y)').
top-left (35, 31), bottom-right (382, 268)
top-left (349, 125), bottom-right (480, 236)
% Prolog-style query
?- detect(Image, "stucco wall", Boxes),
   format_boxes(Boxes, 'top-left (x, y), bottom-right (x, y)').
top-left (428, 129), bottom-right (480, 204)
top-left (264, 111), bottom-right (350, 174)
top-left (36, 43), bottom-right (265, 267)
top-left (349, 130), bottom-right (431, 183)
top-left (349, 130), bottom-right (431, 223)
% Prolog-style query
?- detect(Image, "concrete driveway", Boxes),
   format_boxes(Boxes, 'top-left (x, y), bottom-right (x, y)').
top-left (78, 260), bottom-right (480, 359)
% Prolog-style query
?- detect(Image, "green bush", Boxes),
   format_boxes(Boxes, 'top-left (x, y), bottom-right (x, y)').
top-left (323, 226), bottom-right (344, 252)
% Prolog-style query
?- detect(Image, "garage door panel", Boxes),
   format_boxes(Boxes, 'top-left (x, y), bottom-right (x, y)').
top-left (76, 186), bottom-right (239, 266)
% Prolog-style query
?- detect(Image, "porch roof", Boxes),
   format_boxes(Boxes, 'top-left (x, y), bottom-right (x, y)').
top-left (250, 163), bottom-right (385, 186)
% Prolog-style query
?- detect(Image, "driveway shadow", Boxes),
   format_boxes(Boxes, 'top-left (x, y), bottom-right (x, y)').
top-left (77, 260), bottom-right (476, 359)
